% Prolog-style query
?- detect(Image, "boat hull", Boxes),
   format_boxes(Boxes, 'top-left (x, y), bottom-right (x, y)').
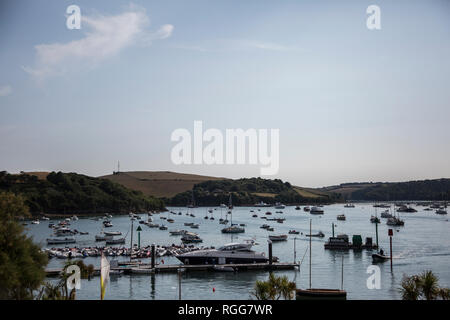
top-left (372, 253), bottom-right (390, 263)
top-left (175, 255), bottom-right (268, 265)
top-left (296, 289), bottom-right (347, 300)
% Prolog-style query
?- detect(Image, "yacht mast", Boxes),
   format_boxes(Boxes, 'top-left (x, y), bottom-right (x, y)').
top-left (309, 219), bottom-right (312, 289)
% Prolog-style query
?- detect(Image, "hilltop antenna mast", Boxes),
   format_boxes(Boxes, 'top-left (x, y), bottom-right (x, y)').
top-left (118, 161), bottom-right (120, 173)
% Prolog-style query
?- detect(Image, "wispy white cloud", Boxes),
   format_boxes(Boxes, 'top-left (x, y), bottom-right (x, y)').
top-left (171, 44), bottom-right (209, 52)
top-left (0, 85), bottom-right (12, 97)
top-left (243, 40), bottom-right (291, 51)
top-left (172, 39), bottom-right (298, 53)
top-left (23, 8), bottom-right (174, 80)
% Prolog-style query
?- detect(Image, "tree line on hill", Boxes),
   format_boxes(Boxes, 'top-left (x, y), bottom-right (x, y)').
top-left (0, 171), bottom-right (165, 215)
top-left (347, 179), bottom-right (450, 201)
top-left (164, 177), bottom-right (338, 206)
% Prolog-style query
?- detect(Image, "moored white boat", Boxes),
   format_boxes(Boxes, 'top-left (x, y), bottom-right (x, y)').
top-left (47, 237), bottom-right (76, 245)
top-left (310, 207), bottom-right (324, 214)
top-left (176, 242), bottom-right (268, 265)
top-left (268, 234), bottom-right (288, 241)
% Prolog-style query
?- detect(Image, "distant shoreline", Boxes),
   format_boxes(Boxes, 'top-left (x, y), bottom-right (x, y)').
top-left (29, 210), bottom-right (166, 219)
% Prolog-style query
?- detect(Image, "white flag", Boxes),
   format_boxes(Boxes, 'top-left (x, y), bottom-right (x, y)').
top-left (100, 252), bottom-right (110, 300)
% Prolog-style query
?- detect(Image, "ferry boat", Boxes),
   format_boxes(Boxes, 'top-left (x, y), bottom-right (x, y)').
top-left (310, 207), bottom-right (324, 215)
top-left (175, 242), bottom-right (268, 265)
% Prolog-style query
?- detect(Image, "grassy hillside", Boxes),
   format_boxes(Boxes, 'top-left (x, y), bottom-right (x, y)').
top-left (293, 186), bottom-right (331, 198)
top-left (101, 171), bottom-right (227, 198)
top-left (0, 171), bottom-right (165, 215)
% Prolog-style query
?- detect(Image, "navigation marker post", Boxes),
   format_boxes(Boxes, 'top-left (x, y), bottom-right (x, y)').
top-left (388, 228), bottom-right (393, 271)
top-left (136, 225), bottom-right (142, 249)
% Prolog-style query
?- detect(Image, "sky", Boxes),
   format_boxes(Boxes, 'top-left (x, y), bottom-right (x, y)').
top-left (0, 0), bottom-right (449, 188)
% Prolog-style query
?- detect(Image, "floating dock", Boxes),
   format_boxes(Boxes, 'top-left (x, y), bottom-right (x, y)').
top-left (45, 262), bottom-right (299, 277)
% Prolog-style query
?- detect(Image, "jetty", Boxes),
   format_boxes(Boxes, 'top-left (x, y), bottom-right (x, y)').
top-left (45, 262), bottom-right (299, 277)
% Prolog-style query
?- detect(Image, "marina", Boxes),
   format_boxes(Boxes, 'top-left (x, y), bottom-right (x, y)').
top-left (24, 202), bottom-right (450, 300)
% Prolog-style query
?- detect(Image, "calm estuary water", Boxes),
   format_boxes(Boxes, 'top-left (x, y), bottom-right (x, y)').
top-left (25, 204), bottom-right (450, 300)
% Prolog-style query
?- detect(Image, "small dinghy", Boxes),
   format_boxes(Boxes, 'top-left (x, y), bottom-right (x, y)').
top-left (306, 231), bottom-right (325, 238)
top-left (372, 249), bottom-right (390, 263)
top-left (269, 234), bottom-right (288, 241)
top-left (104, 231), bottom-right (122, 236)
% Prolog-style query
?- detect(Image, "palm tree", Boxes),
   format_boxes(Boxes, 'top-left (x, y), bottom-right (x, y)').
top-left (399, 270), bottom-right (449, 300)
top-left (252, 273), bottom-right (296, 300)
top-left (36, 259), bottom-right (95, 300)
top-left (438, 288), bottom-right (450, 300)
top-left (399, 275), bottom-right (420, 300)
top-left (419, 270), bottom-right (440, 300)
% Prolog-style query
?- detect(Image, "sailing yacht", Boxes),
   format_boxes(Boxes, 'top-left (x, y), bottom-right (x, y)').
top-left (380, 209), bottom-right (392, 218)
top-left (221, 194), bottom-right (245, 233)
top-left (187, 190), bottom-right (197, 208)
top-left (296, 219), bottom-right (347, 300)
top-left (228, 194), bottom-right (234, 209)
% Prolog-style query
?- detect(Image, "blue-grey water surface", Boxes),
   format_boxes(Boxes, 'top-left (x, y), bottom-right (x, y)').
top-left (25, 204), bottom-right (450, 300)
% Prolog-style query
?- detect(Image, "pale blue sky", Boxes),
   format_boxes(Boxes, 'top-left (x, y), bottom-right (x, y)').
top-left (1, 0), bottom-right (449, 187)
